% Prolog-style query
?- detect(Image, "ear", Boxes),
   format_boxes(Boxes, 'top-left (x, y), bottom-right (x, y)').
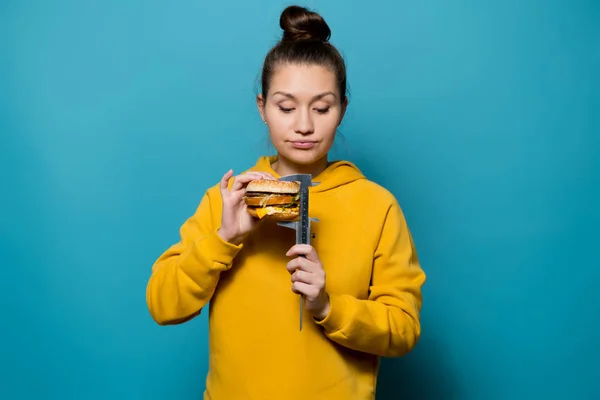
top-left (338, 96), bottom-right (349, 126)
top-left (256, 94), bottom-right (266, 122)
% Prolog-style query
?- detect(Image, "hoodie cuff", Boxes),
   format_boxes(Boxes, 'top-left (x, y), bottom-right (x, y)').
top-left (179, 229), bottom-right (243, 279)
top-left (202, 229), bottom-right (244, 267)
top-left (313, 293), bottom-right (348, 333)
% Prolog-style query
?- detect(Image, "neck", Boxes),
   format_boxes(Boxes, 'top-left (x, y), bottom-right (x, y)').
top-left (272, 154), bottom-right (329, 178)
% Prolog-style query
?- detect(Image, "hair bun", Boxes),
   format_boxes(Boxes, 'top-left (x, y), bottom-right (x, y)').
top-left (280, 5), bottom-right (331, 42)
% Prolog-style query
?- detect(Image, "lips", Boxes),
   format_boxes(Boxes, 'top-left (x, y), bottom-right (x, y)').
top-left (290, 141), bottom-right (316, 149)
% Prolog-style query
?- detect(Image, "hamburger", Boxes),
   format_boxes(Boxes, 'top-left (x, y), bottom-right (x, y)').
top-left (244, 179), bottom-right (300, 221)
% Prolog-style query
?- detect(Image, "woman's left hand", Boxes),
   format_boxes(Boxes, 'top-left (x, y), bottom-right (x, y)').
top-left (286, 244), bottom-right (330, 320)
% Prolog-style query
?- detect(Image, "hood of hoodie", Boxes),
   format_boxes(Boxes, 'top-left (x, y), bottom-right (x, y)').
top-left (249, 155), bottom-right (365, 194)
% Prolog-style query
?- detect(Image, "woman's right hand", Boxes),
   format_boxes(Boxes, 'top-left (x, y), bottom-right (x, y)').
top-left (217, 169), bottom-right (275, 245)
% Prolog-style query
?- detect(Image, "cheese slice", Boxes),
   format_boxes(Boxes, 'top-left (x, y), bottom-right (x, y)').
top-left (256, 208), bottom-right (270, 218)
top-left (255, 206), bottom-right (299, 219)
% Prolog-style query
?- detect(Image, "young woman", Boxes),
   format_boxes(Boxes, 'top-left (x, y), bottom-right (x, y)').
top-left (146, 5), bottom-right (426, 400)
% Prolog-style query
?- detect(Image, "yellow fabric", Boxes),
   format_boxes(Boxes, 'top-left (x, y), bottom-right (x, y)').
top-left (146, 156), bottom-right (426, 400)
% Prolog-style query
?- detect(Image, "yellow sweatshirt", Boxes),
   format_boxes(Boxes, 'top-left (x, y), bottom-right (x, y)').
top-left (146, 156), bottom-right (426, 400)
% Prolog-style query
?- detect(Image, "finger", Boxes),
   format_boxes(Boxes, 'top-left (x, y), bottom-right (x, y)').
top-left (292, 281), bottom-right (319, 298)
top-left (286, 257), bottom-right (303, 274)
top-left (220, 169), bottom-right (234, 192)
top-left (255, 172), bottom-right (276, 180)
top-left (286, 257), bottom-right (317, 274)
top-left (231, 172), bottom-right (264, 191)
top-left (245, 170), bottom-right (278, 181)
top-left (286, 244), bottom-right (319, 262)
top-left (291, 269), bottom-right (314, 284)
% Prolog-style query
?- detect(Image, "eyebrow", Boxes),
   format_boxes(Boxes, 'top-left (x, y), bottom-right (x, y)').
top-left (272, 91), bottom-right (337, 101)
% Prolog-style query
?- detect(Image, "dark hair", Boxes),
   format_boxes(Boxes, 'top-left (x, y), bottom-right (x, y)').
top-left (260, 5), bottom-right (347, 102)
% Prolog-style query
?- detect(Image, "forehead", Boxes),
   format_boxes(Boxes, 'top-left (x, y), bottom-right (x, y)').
top-left (269, 63), bottom-right (337, 98)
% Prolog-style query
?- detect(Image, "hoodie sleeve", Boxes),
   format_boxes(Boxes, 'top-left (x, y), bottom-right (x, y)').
top-left (146, 189), bottom-right (243, 325)
top-left (314, 199), bottom-right (426, 357)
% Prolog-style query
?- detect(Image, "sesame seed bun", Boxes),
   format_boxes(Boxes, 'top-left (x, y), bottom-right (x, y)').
top-left (246, 179), bottom-right (300, 194)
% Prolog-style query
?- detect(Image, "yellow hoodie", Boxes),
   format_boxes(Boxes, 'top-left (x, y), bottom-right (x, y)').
top-left (146, 156), bottom-right (426, 400)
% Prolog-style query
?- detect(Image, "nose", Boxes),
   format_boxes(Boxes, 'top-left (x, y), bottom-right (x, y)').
top-left (294, 109), bottom-right (314, 135)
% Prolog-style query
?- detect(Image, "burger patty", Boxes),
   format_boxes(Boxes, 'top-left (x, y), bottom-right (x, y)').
top-left (244, 193), bottom-right (300, 207)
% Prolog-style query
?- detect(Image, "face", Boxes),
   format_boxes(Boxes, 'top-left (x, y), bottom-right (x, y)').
top-left (257, 63), bottom-right (346, 166)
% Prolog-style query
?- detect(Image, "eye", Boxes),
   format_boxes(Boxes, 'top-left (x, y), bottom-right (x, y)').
top-left (278, 106), bottom-right (294, 113)
top-left (315, 107), bottom-right (330, 114)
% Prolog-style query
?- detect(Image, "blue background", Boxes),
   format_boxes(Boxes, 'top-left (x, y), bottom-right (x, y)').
top-left (1, 0), bottom-right (598, 398)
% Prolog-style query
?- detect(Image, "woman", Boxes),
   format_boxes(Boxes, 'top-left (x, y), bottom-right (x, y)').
top-left (146, 5), bottom-right (426, 399)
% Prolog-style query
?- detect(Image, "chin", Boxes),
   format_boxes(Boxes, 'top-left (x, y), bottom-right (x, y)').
top-left (281, 150), bottom-right (327, 165)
